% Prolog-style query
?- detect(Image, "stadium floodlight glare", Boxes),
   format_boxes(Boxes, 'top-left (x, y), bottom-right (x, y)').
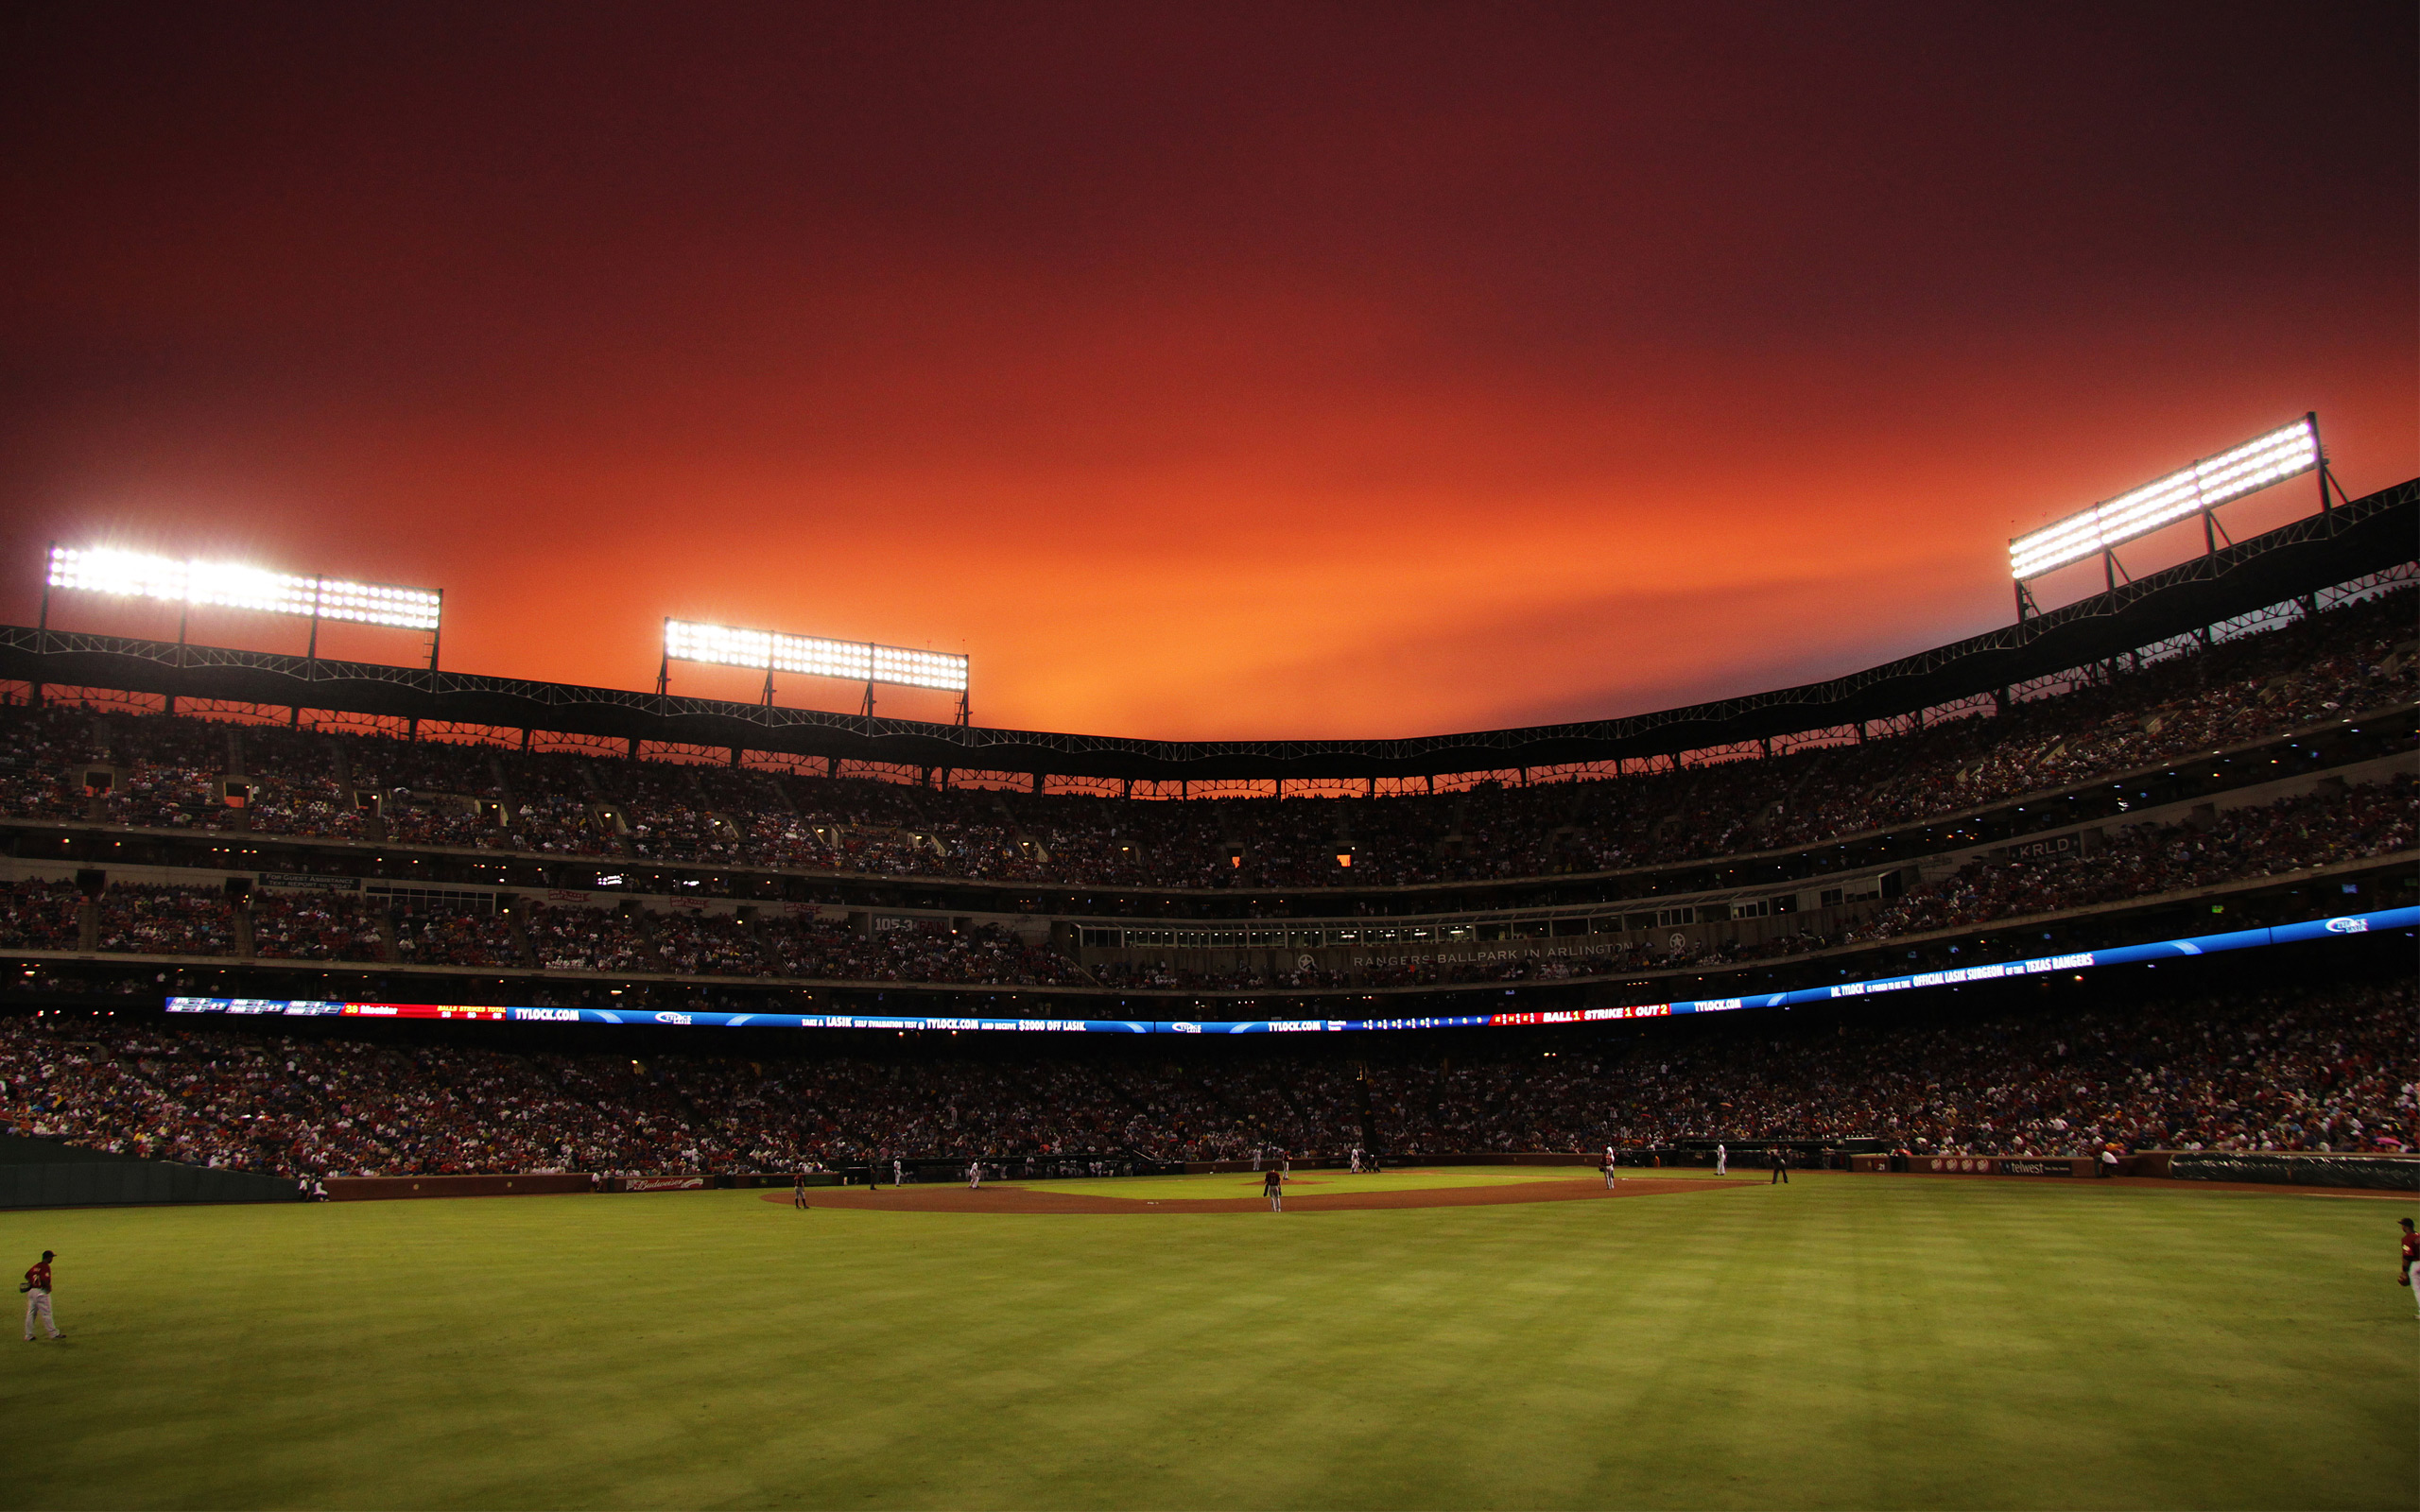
top-left (45, 546), bottom-right (442, 631)
top-left (2008, 417), bottom-right (2320, 580)
top-left (664, 619), bottom-right (968, 693)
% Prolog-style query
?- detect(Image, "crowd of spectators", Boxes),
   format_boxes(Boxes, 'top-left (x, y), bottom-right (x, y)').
top-left (1577, 979), bottom-right (2416, 1160)
top-left (0, 757), bottom-right (2407, 987)
top-left (752, 917), bottom-right (1081, 986)
top-left (0, 878), bottom-right (82, 949)
top-left (248, 891), bottom-right (388, 962)
top-left (1846, 774), bottom-right (2416, 943)
top-left (91, 885), bottom-right (233, 956)
top-left (1, 978), bottom-right (2407, 1177)
top-left (0, 593), bottom-right (2408, 889)
top-left (391, 907), bottom-right (522, 968)
top-left (1075, 775), bottom-right (2417, 989)
top-left (521, 903), bottom-right (651, 972)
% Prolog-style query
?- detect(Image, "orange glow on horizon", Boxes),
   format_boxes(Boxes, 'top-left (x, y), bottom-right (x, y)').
top-left (2, 8), bottom-right (2411, 741)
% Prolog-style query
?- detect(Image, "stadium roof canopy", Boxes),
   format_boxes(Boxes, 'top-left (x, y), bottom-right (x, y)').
top-left (4, 478), bottom-right (2411, 782)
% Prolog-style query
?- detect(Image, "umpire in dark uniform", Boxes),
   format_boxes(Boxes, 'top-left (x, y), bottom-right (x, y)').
top-left (1768, 1146), bottom-right (1789, 1184)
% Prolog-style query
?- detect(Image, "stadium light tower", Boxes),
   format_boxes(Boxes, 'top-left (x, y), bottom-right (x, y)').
top-left (659, 618), bottom-right (971, 724)
top-left (2008, 415), bottom-right (2341, 623)
top-left (37, 544), bottom-right (443, 713)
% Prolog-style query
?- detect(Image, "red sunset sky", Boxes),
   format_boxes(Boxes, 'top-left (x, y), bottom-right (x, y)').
top-left (3, 3), bottom-right (2412, 740)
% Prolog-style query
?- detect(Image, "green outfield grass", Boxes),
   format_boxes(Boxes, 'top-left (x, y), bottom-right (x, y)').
top-left (1010, 1162), bottom-right (1604, 1200)
top-left (2, 1174), bottom-right (2411, 1510)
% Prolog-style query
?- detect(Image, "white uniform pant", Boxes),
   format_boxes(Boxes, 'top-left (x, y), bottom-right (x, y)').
top-left (2407, 1262), bottom-right (2419, 1315)
top-left (969, 1169), bottom-right (982, 1189)
top-left (24, 1288), bottom-right (59, 1339)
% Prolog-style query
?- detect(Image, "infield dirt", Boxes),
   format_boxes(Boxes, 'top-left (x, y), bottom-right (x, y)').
top-left (759, 1175), bottom-right (1757, 1213)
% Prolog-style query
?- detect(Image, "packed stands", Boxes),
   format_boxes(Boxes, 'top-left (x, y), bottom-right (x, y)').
top-left (0, 758), bottom-right (2406, 991)
top-left (248, 891), bottom-right (389, 963)
top-left (0, 878), bottom-right (81, 950)
top-left (91, 885), bottom-right (234, 956)
top-left (1846, 775), bottom-right (2415, 944)
top-left (1, 976), bottom-right (2408, 1177)
top-left (391, 906), bottom-right (523, 968)
top-left (0, 593), bottom-right (2408, 894)
top-left (752, 916), bottom-right (1081, 986)
top-left (1586, 979), bottom-right (2415, 1160)
top-left (522, 903), bottom-right (652, 973)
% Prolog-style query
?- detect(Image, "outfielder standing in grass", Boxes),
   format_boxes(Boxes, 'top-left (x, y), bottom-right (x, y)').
top-left (1263, 1166), bottom-right (1284, 1211)
top-left (2398, 1218), bottom-right (2417, 1317)
top-left (22, 1250), bottom-right (61, 1342)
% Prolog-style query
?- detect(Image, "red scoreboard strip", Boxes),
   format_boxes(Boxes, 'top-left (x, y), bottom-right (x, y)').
top-left (343, 1003), bottom-right (509, 1021)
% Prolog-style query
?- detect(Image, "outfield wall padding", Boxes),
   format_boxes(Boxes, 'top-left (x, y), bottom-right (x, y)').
top-left (324, 1174), bottom-right (597, 1201)
top-left (1916, 1156), bottom-right (2094, 1177)
top-left (0, 1134), bottom-right (297, 1208)
top-left (2166, 1153), bottom-right (2419, 1191)
top-left (0, 1133), bottom-right (150, 1167)
top-left (320, 1172), bottom-right (839, 1200)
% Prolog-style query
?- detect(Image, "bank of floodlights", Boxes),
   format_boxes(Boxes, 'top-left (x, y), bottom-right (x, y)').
top-left (2009, 416), bottom-right (2328, 621)
top-left (45, 546), bottom-right (442, 631)
top-left (30, 543), bottom-right (445, 714)
top-left (661, 618), bottom-right (969, 721)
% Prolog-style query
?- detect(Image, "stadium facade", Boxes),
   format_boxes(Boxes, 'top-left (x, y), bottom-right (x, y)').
top-left (0, 474), bottom-right (2411, 1181)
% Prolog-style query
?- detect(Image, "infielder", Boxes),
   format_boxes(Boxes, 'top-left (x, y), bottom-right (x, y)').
top-left (22, 1250), bottom-right (61, 1342)
top-left (1601, 1153), bottom-right (1617, 1190)
top-left (967, 1160), bottom-right (983, 1190)
top-left (892, 1157), bottom-right (905, 1188)
top-left (792, 1173), bottom-right (809, 1210)
top-left (1263, 1167), bottom-right (1284, 1211)
top-left (1715, 1143), bottom-right (1727, 1176)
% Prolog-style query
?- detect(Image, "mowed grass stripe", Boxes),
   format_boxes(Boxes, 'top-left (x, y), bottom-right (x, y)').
top-left (1, 1176), bottom-right (2411, 1509)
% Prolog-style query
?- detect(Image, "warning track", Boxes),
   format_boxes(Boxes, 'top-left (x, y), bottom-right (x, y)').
top-left (759, 1176), bottom-right (1759, 1213)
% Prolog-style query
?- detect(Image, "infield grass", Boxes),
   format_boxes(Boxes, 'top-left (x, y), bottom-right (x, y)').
top-left (2, 1173), bottom-right (2411, 1510)
top-left (1005, 1163), bottom-right (1606, 1200)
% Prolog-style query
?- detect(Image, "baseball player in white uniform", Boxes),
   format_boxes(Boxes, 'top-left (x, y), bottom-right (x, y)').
top-left (967, 1160), bottom-right (983, 1190)
top-left (1716, 1143), bottom-right (1727, 1176)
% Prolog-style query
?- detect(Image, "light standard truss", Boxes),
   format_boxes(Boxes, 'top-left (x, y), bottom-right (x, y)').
top-left (39, 544), bottom-right (443, 716)
top-left (2009, 415), bottom-right (2338, 621)
top-left (661, 618), bottom-right (969, 724)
